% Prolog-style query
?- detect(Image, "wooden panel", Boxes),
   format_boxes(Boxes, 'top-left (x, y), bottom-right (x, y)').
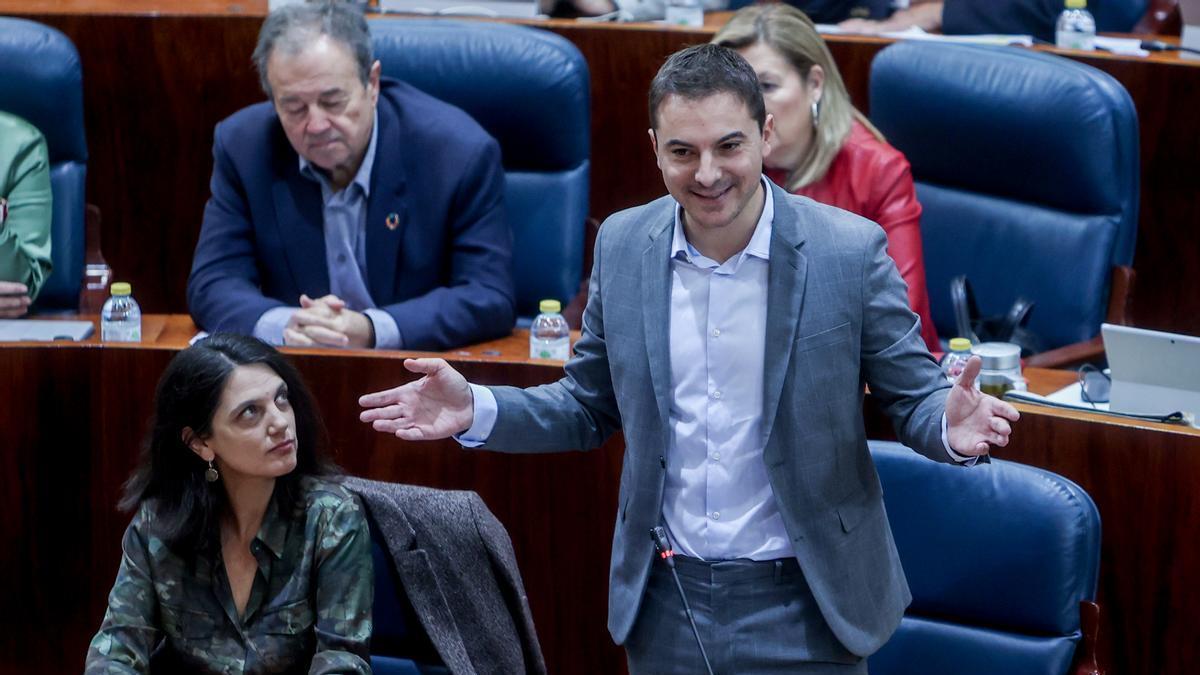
top-left (0, 324), bottom-right (625, 675)
top-left (4, 318), bottom-right (1200, 674)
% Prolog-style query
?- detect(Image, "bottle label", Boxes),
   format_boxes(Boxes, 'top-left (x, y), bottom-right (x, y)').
top-left (665, 5), bottom-right (704, 27)
top-left (530, 337), bottom-right (570, 361)
top-left (101, 321), bottom-right (142, 343)
top-left (1056, 30), bottom-right (1095, 50)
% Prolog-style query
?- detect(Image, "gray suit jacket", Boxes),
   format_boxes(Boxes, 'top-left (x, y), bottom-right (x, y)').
top-left (481, 183), bottom-right (952, 657)
top-left (345, 478), bottom-right (546, 674)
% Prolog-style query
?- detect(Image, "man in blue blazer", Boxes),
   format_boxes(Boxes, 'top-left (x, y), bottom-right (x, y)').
top-left (839, 0), bottom-right (1147, 42)
top-left (188, 3), bottom-right (514, 351)
top-left (360, 45), bottom-right (1020, 672)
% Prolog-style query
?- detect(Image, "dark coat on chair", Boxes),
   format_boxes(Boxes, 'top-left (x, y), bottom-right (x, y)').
top-left (344, 477), bottom-right (546, 675)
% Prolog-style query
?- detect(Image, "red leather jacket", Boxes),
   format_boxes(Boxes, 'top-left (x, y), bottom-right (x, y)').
top-left (767, 120), bottom-right (940, 352)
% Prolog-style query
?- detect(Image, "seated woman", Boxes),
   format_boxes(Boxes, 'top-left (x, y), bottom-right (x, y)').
top-left (0, 111), bottom-right (53, 317)
top-left (85, 333), bottom-right (372, 674)
top-left (714, 5), bottom-right (941, 353)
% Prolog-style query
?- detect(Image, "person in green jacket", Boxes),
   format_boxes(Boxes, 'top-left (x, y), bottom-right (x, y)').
top-left (0, 111), bottom-right (53, 317)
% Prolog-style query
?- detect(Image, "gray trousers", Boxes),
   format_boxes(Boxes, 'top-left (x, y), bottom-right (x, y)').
top-left (624, 555), bottom-right (867, 675)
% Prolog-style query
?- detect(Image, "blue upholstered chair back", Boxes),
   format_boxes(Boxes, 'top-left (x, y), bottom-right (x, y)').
top-left (867, 441), bottom-right (1101, 675)
top-left (368, 517), bottom-right (451, 675)
top-left (1093, 0), bottom-right (1150, 32)
top-left (0, 17), bottom-right (88, 311)
top-left (870, 43), bottom-right (1138, 350)
top-left (370, 19), bottom-right (590, 320)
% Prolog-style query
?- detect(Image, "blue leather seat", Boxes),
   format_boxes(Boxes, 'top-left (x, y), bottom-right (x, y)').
top-left (369, 525), bottom-right (450, 675)
top-left (870, 42), bottom-right (1138, 363)
top-left (0, 17), bottom-right (89, 312)
top-left (867, 441), bottom-right (1102, 675)
top-left (370, 19), bottom-right (590, 320)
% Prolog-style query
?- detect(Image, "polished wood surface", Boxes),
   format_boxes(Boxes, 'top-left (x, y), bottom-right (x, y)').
top-left (4, 316), bottom-right (1200, 674)
top-left (1, 4), bottom-right (1198, 336)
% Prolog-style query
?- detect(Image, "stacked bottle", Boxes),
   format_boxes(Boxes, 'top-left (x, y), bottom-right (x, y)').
top-left (941, 337), bottom-right (973, 384)
top-left (530, 299), bottom-right (570, 361)
top-left (100, 282), bottom-right (142, 343)
top-left (1056, 0), bottom-right (1096, 50)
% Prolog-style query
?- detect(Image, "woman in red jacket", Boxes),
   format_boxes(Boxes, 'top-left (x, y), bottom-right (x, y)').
top-left (714, 4), bottom-right (940, 352)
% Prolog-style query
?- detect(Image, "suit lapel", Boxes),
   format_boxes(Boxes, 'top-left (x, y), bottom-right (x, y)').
top-left (365, 97), bottom-right (407, 305)
top-left (379, 497), bottom-right (475, 674)
top-left (271, 156), bottom-right (330, 297)
top-left (641, 208), bottom-right (674, 439)
top-left (761, 185), bottom-right (808, 445)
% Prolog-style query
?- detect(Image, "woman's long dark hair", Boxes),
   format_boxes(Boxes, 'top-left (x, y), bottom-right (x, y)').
top-left (120, 333), bottom-right (337, 552)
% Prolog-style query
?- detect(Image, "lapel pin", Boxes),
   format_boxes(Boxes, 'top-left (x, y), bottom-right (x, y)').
top-left (385, 212), bottom-right (400, 231)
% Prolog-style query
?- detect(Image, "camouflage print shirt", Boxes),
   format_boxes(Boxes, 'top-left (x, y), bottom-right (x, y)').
top-left (85, 476), bottom-right (373, 675)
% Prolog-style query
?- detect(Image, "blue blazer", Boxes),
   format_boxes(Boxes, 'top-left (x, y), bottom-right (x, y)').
top-left (943, 0), bottom-right (1147, 41)
top-left (188, 78), bottom-right (515, 350)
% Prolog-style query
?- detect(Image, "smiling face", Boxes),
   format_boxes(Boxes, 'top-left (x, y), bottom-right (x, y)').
top-left (650, 92), bottom-right (774, 246)
top-left (737, 41), bottom-right (822, 173)
top-left (267, 35), bottom-right (380, 187)
top-left (187, 363), bottom-right (298, 483)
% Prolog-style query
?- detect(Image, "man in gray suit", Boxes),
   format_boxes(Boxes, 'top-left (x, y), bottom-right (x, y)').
top-left (359, 44), bottom-right (1019, 673)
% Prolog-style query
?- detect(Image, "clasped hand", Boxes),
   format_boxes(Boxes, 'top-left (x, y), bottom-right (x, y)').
top-left (283, 294), bottom-right (374, 349)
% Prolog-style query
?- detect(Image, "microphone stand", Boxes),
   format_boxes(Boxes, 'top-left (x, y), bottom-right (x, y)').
top-left (651, 526), bottom-right (715, 675)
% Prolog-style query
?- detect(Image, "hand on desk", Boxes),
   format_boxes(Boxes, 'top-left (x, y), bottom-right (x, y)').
top-left (358, 358), bottom-right (474, 441)
top-left (946, 356), bottom-right (1021, 456)
top-left (0, 281), bottom-right (32, 318)
top-left (839, 2), bottom-right (943, 34)
top-left (283, 294), bottom-right (374, 349)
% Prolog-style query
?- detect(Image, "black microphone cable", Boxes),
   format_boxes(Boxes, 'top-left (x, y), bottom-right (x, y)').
top-left (1140, 39), bottom-right (1200, 56)
top-left (650, 526), bottom-right (715, 675)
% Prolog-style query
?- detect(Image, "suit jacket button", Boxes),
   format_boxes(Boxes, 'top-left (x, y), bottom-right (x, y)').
top-left (658, 455), bottom-right (666, 468)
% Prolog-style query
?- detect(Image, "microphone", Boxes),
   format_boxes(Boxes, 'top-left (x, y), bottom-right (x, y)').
top-left (650, 526), bottom-right (715, 675)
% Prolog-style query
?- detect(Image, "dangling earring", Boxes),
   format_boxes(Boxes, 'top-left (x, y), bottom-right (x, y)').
top-left (205, 460), bottom-right (219, 483)
top-left (811, 99), bottom-right (821, 130)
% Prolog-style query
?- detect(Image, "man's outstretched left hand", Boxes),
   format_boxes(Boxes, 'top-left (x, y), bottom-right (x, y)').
top-left (946, 356), bottom-right (1021, 457)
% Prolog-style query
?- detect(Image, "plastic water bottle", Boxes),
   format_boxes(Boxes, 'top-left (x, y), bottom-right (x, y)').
top-left (941, 337), bottom-right (973, 384)
top-left (665, 0), bottom-right (704, 28)
top-left (101, 282), bottom-right (142, 342)
top-left (530, 299), bottom-right (570, 361)
top-left (1056, 0), bottom-right (1096, 51)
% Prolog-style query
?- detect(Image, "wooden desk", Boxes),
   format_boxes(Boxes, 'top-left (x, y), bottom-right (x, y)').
top-left (0, 317), bottom-right (625, 674)
top-left (4, 316), bottom-right (1200, 674)
top-left (1, 3), bottom-right (1198, 337)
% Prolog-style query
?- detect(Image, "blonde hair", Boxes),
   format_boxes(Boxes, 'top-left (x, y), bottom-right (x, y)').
top-left (713, 4), bottom-right (883, 190)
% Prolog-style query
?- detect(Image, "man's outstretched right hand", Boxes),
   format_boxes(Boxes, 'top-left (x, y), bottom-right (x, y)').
top-left (358, 358), bottom-right (474, 441)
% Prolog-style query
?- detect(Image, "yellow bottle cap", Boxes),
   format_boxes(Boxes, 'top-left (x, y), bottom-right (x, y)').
top-left (110, 282), bottom-right (132, 296)
top-left (1065, 0), bottom-right (1086, 8)
top-left (539, 299), bottom-right (562, 314)
top-left (948, 337), bottom-right (972, 352)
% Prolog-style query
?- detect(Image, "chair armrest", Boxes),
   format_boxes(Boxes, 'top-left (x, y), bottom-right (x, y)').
top-left (78, 203), bottom-right (112, 313)
top-left (1024, 266), bottom-right (1136, 369)
top-left (1071, 600), bottom-right (1106, 675)
top-left (1105, 265), bottom-right (1135, 327)
top-left (1132, 0), bottom-right (1181, 34)
top-left (562, 216), bottom-right (600, 331)
top-left (1025, 337), bottom-right (1105, 369)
